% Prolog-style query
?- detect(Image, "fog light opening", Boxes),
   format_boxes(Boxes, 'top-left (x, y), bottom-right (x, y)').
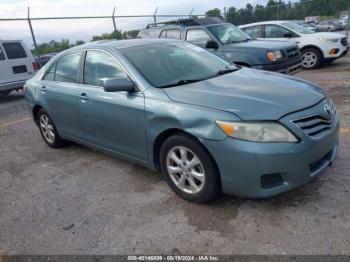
top-left (329, 48), bottom-right (339, 55)
top-left (261, 173), bottom-right (284, 189)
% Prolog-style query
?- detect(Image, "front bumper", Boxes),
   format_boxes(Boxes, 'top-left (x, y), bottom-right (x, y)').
top-left (202, 103), bottom-right (339, 198)
top-left (261, 57), bottom-right (303, 75)
top-left (323, 42), bottom-right (349, 59)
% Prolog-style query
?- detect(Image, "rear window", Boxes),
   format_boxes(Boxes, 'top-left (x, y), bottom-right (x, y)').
top-left (0, 46), bottom-right (5, 60)
top-left (2, 42), bottom-right (27, 59)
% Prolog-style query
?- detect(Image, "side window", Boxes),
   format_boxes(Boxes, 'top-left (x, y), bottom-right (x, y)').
top-left (243, 26), bottom-right (262, 38)
top-left (43, 62), bottom-right (57, 81)
top-left (265, 25), bottom-right (291, 38)
top-left (166, 30), bottom-right (181, 39)
top-left (186, 30), bottom-right (212, 47)
top-left (83, 50), bottom-right (128, 87)
top-left (160, 30), bottom-right (167, 38)
top-left (55, 52), bottom-right (81, 83)
top-left (2, 42), bottom-right (27, 59)
top-left (0, 46), bottom-right (5, 60)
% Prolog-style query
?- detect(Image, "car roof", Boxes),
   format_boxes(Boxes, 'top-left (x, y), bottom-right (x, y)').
top-left (240, 21), bottom-right (289, 28)
top-left (67, 38), bottom-right (181, 52)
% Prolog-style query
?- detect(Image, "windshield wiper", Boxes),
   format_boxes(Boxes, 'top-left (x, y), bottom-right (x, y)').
top-left (159, 79), bottom-right (201, 88)
top-left (216, 65), bottom-right (240, 75)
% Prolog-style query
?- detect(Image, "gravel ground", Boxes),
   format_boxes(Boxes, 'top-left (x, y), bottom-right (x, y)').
top-left (0, 55), bottom-right (350, 255)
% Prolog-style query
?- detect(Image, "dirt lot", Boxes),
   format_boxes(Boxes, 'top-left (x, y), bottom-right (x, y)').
top-left (0, 55), bottom-right (350, 255)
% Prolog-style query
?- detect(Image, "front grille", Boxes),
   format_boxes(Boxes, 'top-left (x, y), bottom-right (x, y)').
top-left (286, 47), bottom-right (300, 59)
top-left (12, 65), bottom-right (27, 74)
top-left (341, 37), bottom-right (348, 46)
top-left (292, 115), bottom-right (333, 139)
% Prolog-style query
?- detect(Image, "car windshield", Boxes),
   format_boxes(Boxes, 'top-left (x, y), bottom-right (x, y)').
top-left (282, 22), bottom-right (315, 34)
top-left (207, 24), bottom-right (252, 44)
top-left (120, 42), bottom-right (235, 88)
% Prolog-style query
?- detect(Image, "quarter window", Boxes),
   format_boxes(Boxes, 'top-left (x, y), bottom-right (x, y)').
top-left (2, 42), bottom-right (27, 59)
top-left (186, 30), bottom-right (212, 47)
top-left (0, 46), bottom-right (5, 60)
top-left (43, 62), bottom-right (57, 81)
top-left (55, 52), bottom-right (81, 83)
top-left (83, 50), bottom-right (127, 87)
top-left (264, 25), bottom-right (291, 38)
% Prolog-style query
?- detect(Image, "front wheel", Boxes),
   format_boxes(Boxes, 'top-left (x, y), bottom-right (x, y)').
top-left (160, 134), bottom-right (220, 203)
top-left (302, 48), bottom-right (322, 69)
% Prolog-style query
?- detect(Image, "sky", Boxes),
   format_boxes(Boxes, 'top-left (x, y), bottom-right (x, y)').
top-left (0, 0), bottom-right (287, 47)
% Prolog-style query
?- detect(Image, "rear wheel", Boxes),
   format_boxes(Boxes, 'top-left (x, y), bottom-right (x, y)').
top-left (302, 48), bottom-right (322, 69)
top-left (37, 109), bottom-right (66, 148)
top-left (160, 134), bottom-right (220, 203)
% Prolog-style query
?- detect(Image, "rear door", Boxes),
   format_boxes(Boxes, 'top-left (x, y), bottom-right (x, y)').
top-left (1, 41), bottom-right (35, 84)
top-left (0, 44), bottom-right (11, 85)
top-left (40, 51), bottom-right (84, 138)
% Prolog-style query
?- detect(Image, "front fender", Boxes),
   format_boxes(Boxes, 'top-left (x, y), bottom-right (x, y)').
top-left (144, 88), bottom-right (240, 167)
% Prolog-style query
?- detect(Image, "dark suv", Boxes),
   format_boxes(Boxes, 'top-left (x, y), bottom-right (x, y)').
top-left (138, 17), bottom-right (302, 75)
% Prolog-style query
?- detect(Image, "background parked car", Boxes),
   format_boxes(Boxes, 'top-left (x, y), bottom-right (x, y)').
top-left (293, 20), bottom-right (318, 32)
top-left (138, 17), bottom-right (302, 75)
top-left (240, 21), bottom-right (349, 69)
top-left (0, 40), bottom-right (37, 95)
top-left (34, 52), bottom-right (58, 69)
top-left (316, 19), bottom-right (345, 32)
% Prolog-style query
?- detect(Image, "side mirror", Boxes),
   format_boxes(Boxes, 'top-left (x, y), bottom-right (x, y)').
top-left (283, 33), bottom-right (294, 38)
top-left (102, 78), bottom-right (135, 92)
top-left (205, 40), bottom-right (219, 49)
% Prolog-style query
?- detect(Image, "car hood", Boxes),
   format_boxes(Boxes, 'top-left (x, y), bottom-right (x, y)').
top-left (163, 68), bottom-right (325, 120)
top-left (223, 39), bottom-right (296, 51)
top-left (304, 32), bottom-right (346, 39)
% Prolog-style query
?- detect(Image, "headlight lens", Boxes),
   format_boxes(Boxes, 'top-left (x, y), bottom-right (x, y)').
top-left (266, 50), bottom-right (283, 62)
top-left (318, 38), bottom-right (339, 43)
top-left (216, 121), bottom-right (298, 142)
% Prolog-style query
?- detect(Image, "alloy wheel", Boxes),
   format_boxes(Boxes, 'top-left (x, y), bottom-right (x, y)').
top-left (302, 51), bottom-right (318, 68)
top-left (166, 146), bottom-right (205, 194)
top-left (39, 114), bottom-right (55, 144)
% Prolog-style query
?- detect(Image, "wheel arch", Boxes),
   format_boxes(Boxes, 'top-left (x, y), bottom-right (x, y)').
top-left (300, 45), bottom-right (324, 59)
top-left (152, 128), bottom-right (220, 179)
top-left (32, 104), bottom-right (43, 126)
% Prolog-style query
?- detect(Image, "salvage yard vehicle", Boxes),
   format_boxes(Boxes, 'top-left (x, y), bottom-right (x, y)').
top-left (25, 39), bottom-right (339, 203)
top-left (138, 17), bottom-right (302, 75)
top-left (240, 21), bottom-right (349, 69)
top-left (0, 40), bottom-right (37, 95)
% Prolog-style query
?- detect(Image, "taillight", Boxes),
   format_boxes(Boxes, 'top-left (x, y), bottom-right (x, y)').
top-left (23, 85), bottom-right (28, 95)
top-left (32, 62), bottom-right (39, 71)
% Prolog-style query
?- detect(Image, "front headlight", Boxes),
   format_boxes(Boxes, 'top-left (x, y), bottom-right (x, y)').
top-left (318, 38), bottom-right (339, 43)
top-left (216, 121), bottom-right (298, 142)
top-left (266, 50), bottom-right (283, 62)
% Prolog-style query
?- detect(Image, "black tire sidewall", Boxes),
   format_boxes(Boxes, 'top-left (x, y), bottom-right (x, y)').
top-left (302, 48), bottom-right (322, 69)
top-left (37, 109), bottom-right (65, 148)
top-left (160, 134), bottom-right (220, 203)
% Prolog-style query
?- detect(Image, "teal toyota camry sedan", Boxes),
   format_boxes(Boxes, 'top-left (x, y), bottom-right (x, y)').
top-left (25, 39), bottom-right (339, 203)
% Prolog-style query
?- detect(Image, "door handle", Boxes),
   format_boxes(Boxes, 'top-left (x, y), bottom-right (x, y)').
top-left (79, 93), bottom-right (89, 101)
top-left (40, 86), bottom-right (47, 93)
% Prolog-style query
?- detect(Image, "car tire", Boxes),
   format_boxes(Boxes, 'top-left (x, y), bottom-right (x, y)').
top-left (0, 90), bottom-right (12, 96)
top-left (37, 109), bottom-right (66, 148)
top-left (160, 133), bottom-right (220, 203)
top-left (301, 48), bottom-right (322, 69)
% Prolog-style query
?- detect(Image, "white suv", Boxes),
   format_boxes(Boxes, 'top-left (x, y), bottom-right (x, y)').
top-left (0, 40), bottom-right (37, 95)
top-left (240, 21), bottom-right (349, 69)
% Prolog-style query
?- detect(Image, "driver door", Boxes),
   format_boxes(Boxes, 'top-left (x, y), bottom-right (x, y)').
top-left (263, 24), bottom-right (299, 44)
top-left (77, 50), bottom-right (147, 162)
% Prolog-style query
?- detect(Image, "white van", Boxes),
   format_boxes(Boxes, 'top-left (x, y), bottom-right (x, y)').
top-left (0, 40), bottom-right (37, 95)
